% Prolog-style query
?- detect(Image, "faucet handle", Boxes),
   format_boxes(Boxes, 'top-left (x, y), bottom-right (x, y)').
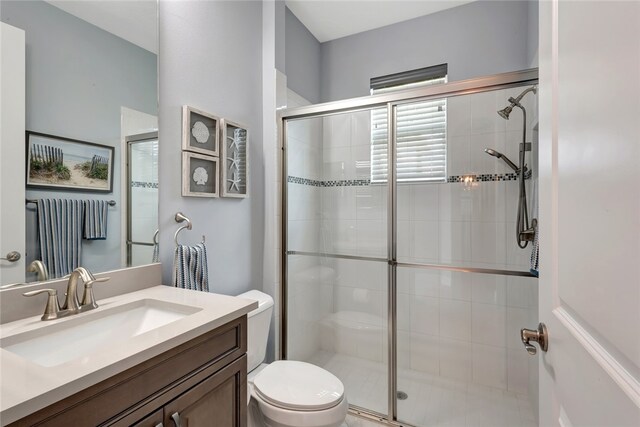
top-left (85, 277), bottom-right (110, 286)
top-left (81, 277), bottom-right (110, 309)
top-left (23, 289), bottom-right (61, 321)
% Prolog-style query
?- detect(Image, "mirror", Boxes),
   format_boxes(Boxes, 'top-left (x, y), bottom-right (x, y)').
top-left (0, 0), bottom-right (158, 287)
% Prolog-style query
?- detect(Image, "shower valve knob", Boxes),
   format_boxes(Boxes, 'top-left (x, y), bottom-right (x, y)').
top-left (521, 323), bottom-right (548, 355)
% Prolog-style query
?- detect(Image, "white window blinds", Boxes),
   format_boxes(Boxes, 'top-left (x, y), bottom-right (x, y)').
top-left (370, 76), bottom-right (447, 183)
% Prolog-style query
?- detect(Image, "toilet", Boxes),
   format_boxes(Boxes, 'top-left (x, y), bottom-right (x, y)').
top-left (237, 290), bottom-right (348, 427)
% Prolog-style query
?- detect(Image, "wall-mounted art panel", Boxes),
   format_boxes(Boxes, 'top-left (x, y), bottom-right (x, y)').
top-left (221, 119), bottom-right (248, 198)
top-left (182, 152), bottom-right (218, 198)
top-left (182, 106), bottom-right (219, 156)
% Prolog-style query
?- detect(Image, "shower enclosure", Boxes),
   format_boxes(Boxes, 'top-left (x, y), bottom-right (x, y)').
top-left (281, 70), bottom-right (539, 427)
top-left (126, 132), bottom-right (159, 267)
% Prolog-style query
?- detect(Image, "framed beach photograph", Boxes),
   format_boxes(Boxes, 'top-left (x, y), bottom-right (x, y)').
top-left (182, 105), bottom-right (220, 156)
top-left (26, 131), bottom-right (115, 193)
top-left (182, 152), bottom-right (219, 198)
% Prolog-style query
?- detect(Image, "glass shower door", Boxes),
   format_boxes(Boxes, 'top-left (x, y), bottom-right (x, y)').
top-left (126, 133), bottom-right (158, 267)
top-left (285, 108), bottom-right (389, 416)
top-left (394, 87), bottom-right (538, 426)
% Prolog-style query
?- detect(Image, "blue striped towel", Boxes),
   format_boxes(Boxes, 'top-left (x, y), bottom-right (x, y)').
top-left (152, 242), bottom-right (160, 263)
top-left (83, 200), bottom-right (108, 240)
top-left (37, 199), bottom-right (84, 279)
top-left (173, 243), bottom-right (209, 292)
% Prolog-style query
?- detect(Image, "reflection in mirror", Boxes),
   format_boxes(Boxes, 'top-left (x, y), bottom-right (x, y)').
top-left (0, 0), bottom-right (158, 287)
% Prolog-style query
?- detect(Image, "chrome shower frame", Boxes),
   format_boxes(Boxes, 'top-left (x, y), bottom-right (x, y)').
top-left (278, 68), bottom-right (539, 427)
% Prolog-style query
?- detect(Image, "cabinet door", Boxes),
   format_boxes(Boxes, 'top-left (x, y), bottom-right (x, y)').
top-left (132, 409), bottom-right (163, 427)
top-left (164, 355), bottom-right (246, 427)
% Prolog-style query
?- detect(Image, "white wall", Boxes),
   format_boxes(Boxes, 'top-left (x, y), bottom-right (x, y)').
top-left (157, 0), bottom-right (264, 295)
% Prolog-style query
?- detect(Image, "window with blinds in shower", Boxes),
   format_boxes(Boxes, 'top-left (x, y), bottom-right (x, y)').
top-left (370, 64), bottom-right (448, 183)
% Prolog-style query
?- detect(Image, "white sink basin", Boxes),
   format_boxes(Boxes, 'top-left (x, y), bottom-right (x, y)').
top-left (0, 299), bottom-right (202, 367)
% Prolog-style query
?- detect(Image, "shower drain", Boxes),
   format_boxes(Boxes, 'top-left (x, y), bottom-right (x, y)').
top-left (397, 391), bottom-right (408, 400)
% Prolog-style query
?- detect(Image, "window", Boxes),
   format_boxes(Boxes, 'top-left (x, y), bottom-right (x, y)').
top-left (370, 64), bottom-right (447, 183)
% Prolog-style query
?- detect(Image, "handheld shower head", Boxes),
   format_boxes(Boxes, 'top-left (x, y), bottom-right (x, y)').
top-left (484, 148), bottom-right (519, 172)
top-left (484, 148), bottom-right (501, 157)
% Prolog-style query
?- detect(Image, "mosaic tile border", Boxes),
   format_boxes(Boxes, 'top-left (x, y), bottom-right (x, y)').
top-left (288, 172), bottom-right (531, 187)
top-left (131, 181), bottom-right (159, 189)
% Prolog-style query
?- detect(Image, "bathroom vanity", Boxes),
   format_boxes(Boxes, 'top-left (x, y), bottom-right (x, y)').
top-left (0, 284), bottom-right (257, 426)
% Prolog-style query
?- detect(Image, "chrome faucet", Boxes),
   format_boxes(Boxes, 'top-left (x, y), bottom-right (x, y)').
top-left (23, 267), bottom-right (110, 321)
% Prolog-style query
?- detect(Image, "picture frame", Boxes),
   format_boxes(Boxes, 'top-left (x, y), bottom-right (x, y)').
top-left (182, 105), bottom-right (220, 156)
top-left (26, 131), bottom-right (115, 193)
top-left (182, 152), bottom-right (219, 198)
top-left (220, 119), bottom-right (248, 198)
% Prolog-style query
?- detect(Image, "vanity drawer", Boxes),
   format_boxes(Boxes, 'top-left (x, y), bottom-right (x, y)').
top-left (10, 316), bottom-right (247, 427)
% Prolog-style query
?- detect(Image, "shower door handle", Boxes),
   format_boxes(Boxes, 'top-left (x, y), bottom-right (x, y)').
top-left (521, 322), bottom-right (548, 355)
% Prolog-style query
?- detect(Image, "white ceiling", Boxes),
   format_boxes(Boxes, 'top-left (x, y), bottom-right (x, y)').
top-left (285, 0), bottom-right (475, 43)
top-left (45, 0), bottom-right (157, 54)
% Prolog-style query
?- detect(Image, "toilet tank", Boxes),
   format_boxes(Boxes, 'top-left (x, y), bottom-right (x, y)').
top-left (237, 290), bottom-right (274, 372)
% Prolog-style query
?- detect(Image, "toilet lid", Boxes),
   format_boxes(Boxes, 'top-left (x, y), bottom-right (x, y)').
top-left (253, 361), bottom-right (344, 411)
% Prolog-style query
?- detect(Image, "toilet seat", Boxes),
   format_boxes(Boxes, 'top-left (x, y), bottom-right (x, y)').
top-left (253, 361), bottom-right (344, 411)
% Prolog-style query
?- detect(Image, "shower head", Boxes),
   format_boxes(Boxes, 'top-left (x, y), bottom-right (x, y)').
top-left (497, 85), bottom-right (537, 120)
top-left (497, 105), bottom-right (513, 120)
top-left (484, 148), bottom-right (519, 172)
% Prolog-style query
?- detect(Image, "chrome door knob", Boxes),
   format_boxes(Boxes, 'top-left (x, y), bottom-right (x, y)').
top-left (521, 322), bottom-right (548, 355)
top-left (1, 251), bottom-right (21, 262)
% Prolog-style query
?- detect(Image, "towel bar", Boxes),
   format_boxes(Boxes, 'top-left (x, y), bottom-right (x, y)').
top-left (26, 199), bottom-right (116, 206)
top-left (174, 212), bottom-right (205, 246)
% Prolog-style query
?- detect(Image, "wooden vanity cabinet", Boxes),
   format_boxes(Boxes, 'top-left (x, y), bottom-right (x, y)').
top-left (10, 316), bottom-right (247, 427)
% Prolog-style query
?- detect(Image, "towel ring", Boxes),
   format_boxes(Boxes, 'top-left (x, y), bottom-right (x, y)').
top-left (153, 229), bottom-right (159, 245)
top-left (174, 212), bottom-right (205, 246)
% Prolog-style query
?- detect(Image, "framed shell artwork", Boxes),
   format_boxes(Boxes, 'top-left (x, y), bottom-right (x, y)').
top-left (182, 152), bottom-right (219, 197)
top-left (182, 106), bottom-right (219, 156)
top-left (220, 119), bottom-right (248, 198)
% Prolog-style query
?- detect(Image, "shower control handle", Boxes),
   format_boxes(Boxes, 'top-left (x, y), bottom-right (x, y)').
top-left (521, 323), bottom-right (548, 355)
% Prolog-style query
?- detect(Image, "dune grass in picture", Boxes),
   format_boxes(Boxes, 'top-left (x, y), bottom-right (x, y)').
top-left (26, 132), bottom-right (114, 193)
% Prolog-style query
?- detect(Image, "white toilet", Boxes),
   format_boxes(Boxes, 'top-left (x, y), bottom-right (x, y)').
top-left (237, 290), bottom-right (348, 427)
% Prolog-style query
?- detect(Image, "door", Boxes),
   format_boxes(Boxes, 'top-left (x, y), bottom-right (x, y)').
top-left (164, 356), bottom-right (247, 427)
top-left (0, 22), bottom-right (26, 285)
top-left (284, 108), bottom-right (389, 417)
top-left (538, 1), bottom-right (640, 426)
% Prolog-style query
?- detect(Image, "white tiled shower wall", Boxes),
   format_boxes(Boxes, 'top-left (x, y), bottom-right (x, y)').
top-left (286, 86), bottom-right (538, 401)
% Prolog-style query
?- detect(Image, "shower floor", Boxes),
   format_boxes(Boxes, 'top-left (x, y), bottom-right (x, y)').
top-left (309, 351), bottom-right (537, 427)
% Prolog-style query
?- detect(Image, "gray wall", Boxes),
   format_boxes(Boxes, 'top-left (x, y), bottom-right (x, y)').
top-left (285, 6), bottom-right (321, 103)
top-left (158, 0), bottom-right (264, 295)
top-left (527, 0), bottom-right (539, 67)
top-left (0, 0), bottom-right (157, 276)
top-left (319, 0), bottom-right (533, 102)
top-left (275, 0), bottom-right (286, 73)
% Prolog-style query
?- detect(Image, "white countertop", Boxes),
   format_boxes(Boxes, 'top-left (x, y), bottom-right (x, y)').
top-left (0, 285), bottom-right (258, 425)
